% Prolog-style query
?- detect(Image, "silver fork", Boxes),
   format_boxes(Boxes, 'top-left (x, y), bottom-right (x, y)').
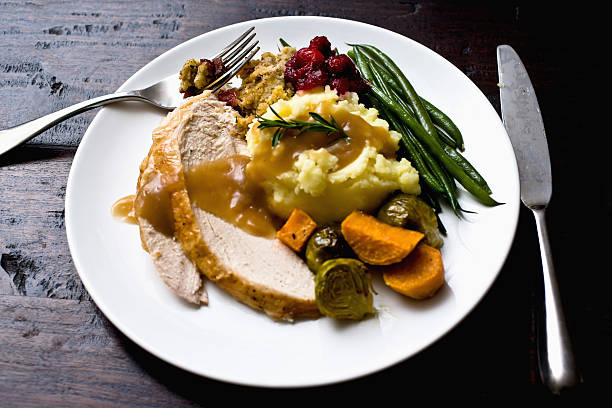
top-left (0, 27), bottom-right (259, 157)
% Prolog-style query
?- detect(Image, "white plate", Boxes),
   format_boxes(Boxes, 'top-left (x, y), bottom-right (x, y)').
top-left (65, 16), bottom-right (520, 388)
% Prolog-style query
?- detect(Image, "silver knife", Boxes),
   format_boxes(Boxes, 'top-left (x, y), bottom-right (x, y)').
top-left (497, 44), bottom-right (579, 394)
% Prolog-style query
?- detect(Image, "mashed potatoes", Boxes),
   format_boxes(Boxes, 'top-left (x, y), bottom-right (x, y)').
top-left (245, 87), bottom-right (420, 223)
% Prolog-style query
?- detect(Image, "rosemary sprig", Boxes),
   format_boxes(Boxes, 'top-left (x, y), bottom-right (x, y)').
top-left (257, 106), bottom-right (348, 146)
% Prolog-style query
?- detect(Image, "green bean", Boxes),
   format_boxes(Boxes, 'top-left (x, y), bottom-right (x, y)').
top-left (369, 86), bottom-right (501, 207)
top-left (366, 57), bottom-right (402, 92)
top-left (390, 88), bottom-right (458, 149)
top-left (352, 44), bottom-right (500, 210)
top-left (366, 64), bottom-right (438, 183)
top-left (356, 48), bottom-right (464, 151)
top-left (432, 123), bottom-right (460, 152)
top-left (441, 143), bottom-right (492, 194)
top-left (367, 58), bottom-right (398, 106)
top-left (354, 44), bottom-right (439, 146)
top-left (389, 123), bottom-right (446, 196)
top-left (401, 101), bottom-right (490, 207)
top-left (384, 86), bottom-right (458, 150)
top-left (351, 47), bottom-right (375, 83)
top-left (419, 188), bottom-right (441, 213)
top-left (397, 134), bottom-right (446, 195)
top-left (365, 54), bottom-right (467, 213)
top-left (400, 119), bottom-right (461, 213)
top-left (386, 108), bottom-right (460, 211)
top-left (372, 96), bottom-right (457, 221)
top-left (379, 80), bottom-right (464, 151)
top-left (367, 74), bottom-right (461, 213)
top-left (363, 56), bottom-right (460, 150)
top-left (366, 59), bottom-right (463, 210)
top-left (411, 101), bottom-right (489, 194)
top-left (420, 97), bottom-right (464, 151)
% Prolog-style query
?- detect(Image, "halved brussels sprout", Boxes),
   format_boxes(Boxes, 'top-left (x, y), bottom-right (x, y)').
top-left (305, 224), bottom-right (352, 273)
top-left (315, 258), bottom-right (373, 320)
top-left (377, 193), bottom-right (444, 248)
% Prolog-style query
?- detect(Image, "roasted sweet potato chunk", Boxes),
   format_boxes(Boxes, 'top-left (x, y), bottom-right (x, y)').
top-left (382, 243), bottom-right (444, 299)
top-left (277, 208), bottom-right (318, 252)
top-left (341, 210), bottom-right (423, 265)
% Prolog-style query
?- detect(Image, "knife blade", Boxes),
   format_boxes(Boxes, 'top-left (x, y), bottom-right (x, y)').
top-left (497, 45), bottom-right (551, 210)
top-left (497, 44), bottom-right (579, 394)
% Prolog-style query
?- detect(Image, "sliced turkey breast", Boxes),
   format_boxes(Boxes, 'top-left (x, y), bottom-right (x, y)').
top-left (169, 93), bottom-right (319, 321)
top-left (134, 95), bottom-right (209, 305)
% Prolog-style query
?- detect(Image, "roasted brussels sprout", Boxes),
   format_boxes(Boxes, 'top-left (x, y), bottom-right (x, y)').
top-left (305, 224), bottom-right (352, 273)
top-left (377, 193), bottom-right (444, 248)
top-left (315, 258), bottom-right (373, 320)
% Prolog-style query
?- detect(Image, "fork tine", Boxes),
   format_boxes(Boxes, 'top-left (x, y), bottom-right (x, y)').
top-left (222, 32), bottom-right (257, 63)
top-left (207, 46), bottom-right (260, 93)
top-left (223, 39), bottom-right (259, 71)
top-left (206, 39), bottom-right (260, 92)
top-left (212, 26), bottom-right (255, 60)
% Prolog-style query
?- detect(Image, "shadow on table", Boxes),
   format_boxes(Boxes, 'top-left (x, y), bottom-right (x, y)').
top-left (0, 144), bottom-right (75, 167)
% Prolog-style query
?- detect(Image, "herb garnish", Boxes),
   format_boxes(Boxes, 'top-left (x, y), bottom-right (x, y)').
top-left (257, 107), bottom-right (348, 146)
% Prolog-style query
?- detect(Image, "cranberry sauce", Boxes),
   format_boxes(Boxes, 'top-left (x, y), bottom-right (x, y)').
top-left (284, 36), bottom-right (369, 95)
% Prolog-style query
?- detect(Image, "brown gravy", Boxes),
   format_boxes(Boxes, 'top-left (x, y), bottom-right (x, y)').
top-left (183, 155), bottom-right (279, 238)
top-left (133, 169), bottom-right (183, 237)
top-left (111, 194), bottom-right (137, 225)
top-left (114, 99), bottom-right (396, 239)
top-left (247, 100), bottom-right (396, 185)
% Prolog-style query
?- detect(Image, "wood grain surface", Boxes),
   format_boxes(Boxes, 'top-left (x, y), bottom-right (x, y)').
top-left (1, 1), bottom-right (608, 404)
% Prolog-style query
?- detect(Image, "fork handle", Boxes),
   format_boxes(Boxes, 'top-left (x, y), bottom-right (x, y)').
top-left (532, 207), bottom-right (579, 394)
top-left (0, 91), bottom-right (143, 156)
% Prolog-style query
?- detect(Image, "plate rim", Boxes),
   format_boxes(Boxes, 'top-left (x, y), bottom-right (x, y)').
top-left (65, 15), bottom-right (520, 388)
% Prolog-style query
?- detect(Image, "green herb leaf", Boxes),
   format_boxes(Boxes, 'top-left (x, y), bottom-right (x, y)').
top-left (256, 109), bottom-right (348, 146)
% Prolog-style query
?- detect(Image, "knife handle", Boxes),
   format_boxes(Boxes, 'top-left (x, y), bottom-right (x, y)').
top-left (532, 207), bottom-right (579, 394)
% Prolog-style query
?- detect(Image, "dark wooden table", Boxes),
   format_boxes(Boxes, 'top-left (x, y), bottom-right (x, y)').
top-left (1, 1), bottom-right (608, 404)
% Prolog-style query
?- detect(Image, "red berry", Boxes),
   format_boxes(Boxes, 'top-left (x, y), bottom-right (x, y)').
top-left (212, 57), bottom-right (226, 76)
top-left (297, 68), bottom-right (328, 90)
top-left (330, 77), bottom-right (350, 95)
top-left (284, 38), bottom-right (369, 93)
top-left (284, 56), bottom-right (300, 82)
top-left (294, 47), bottom-right (325, 68)
top-left (217, 88), bottom-right (240, 107)
top-left (326, 54), bottom-right (354, 75)
top-left (349, 77), bottom-right (370, 93)
top-left (285, 47), bottom-right (329, 91)
top-left (309, 36), bottom-right (332, 57)
top-left (349, 64), bottom-right (362, 79)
